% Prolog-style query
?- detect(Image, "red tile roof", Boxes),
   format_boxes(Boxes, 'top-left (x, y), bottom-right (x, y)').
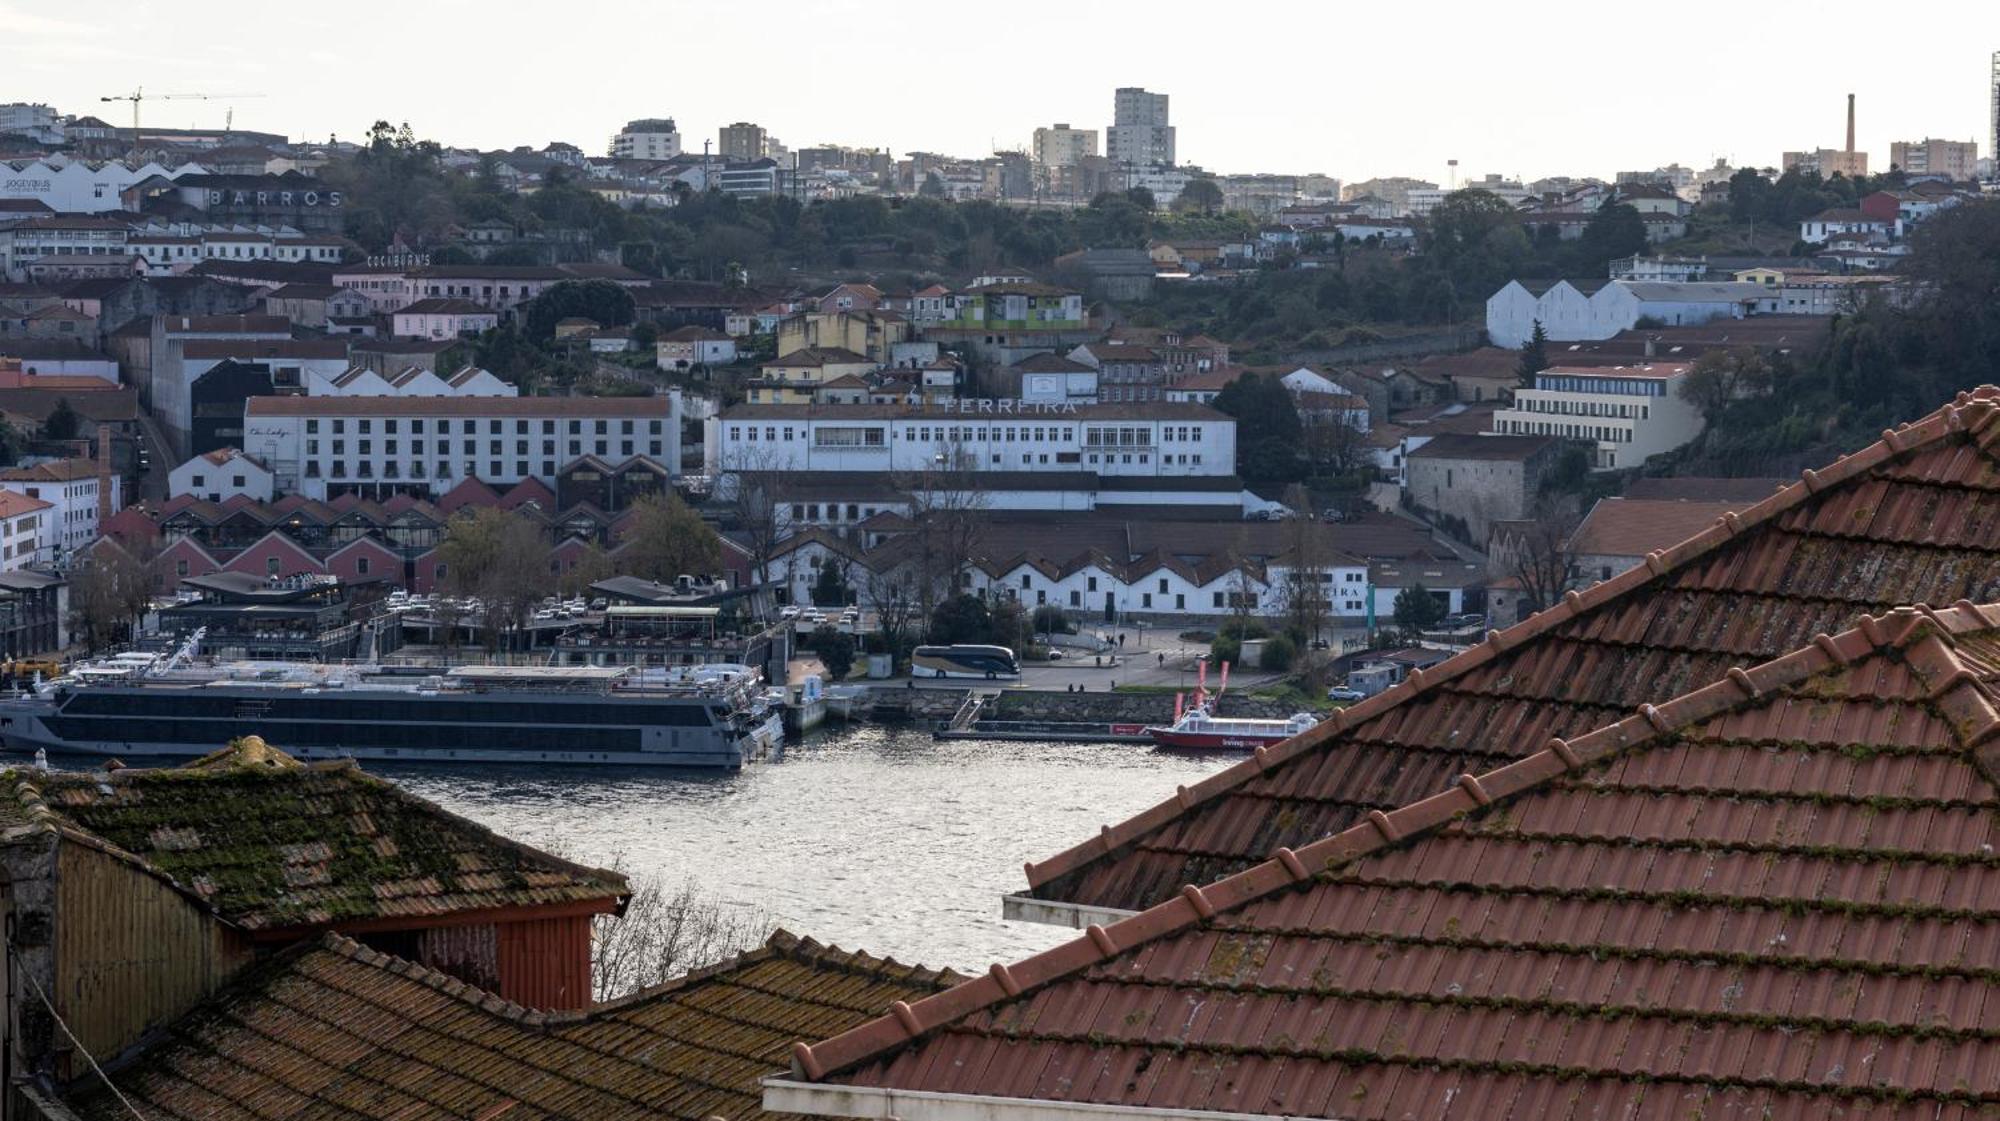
top-left (1019, 387), bottom-right (2000, 916)
top-left (74, 929), bottom-right (956, 1121)
top-left (792, 602), bottom-right (2000, 1117)
top-left (246, 396), bottom-right (669, 417)
top-left (0, 490), bottom-right (51, 518)
top-left (1566, 496), bottom-right (1748, 558)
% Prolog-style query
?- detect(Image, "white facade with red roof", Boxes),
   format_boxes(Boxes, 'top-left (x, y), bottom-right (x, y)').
top-left (168, 447), bottom-right (275, 503)
top-left (0, 489), bottom-right (51, 570)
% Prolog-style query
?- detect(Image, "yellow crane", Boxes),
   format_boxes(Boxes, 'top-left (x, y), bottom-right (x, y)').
top-left (100, 88), bottom-right (265, 148)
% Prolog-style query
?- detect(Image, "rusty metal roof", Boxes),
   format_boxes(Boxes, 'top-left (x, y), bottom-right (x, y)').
top-left (1023, 387), bottom-right (2000, 915)
top-left (792, 603), bottom-right (2000, 1116)
top-left (70, 929), bottom-right (957, 1121)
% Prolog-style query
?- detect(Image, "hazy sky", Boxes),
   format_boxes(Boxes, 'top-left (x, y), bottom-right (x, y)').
top-left (8, 0), bottom-right (1996, 182)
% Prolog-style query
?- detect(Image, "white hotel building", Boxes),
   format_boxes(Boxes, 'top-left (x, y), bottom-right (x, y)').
top-left (1490, 363), bottom-right (1704, 470)
top-left (713, 399), bottom-right (1244, 523)
top-left (242, 394), bottom-right (679, 501)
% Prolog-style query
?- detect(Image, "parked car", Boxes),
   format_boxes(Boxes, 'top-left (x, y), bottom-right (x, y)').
top-left (1326, 685), bottom-right (1367, 703)
top-left (1046, 649), bottom-right (1065, 661)
top-left (780, 605), bottom-right (801, 620)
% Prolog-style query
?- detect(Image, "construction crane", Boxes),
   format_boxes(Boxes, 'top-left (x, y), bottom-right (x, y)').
top-left (100, 88), bottom-right (265, 149)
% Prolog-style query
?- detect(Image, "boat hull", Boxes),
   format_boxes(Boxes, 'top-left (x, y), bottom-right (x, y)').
top-left (0, 682), bottom-right (759, 770)
top-left (1147, 727), bottom-right (1295, 751)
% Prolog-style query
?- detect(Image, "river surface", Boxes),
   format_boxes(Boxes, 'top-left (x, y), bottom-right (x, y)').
top-left (384, 726), bottom-right (1233, 971)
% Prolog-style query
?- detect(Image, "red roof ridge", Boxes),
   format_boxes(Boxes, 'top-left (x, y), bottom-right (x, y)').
top-left (1017, 387), bottom-right (2000, 893)
top-left (793, 599), bottom-right (2000, 1081)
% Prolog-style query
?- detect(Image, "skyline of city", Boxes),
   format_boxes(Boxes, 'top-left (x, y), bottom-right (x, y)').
top-left (6, 1), bottom-right (1996, 183)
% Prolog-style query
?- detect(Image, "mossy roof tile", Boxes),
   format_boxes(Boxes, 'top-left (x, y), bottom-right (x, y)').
top-left (4, 738), bottom-right (625, 930)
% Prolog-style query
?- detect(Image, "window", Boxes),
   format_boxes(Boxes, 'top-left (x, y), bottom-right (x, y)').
top-left (356, 557), bottom-right (371, 576)
top-left (1158, 578), bottom-right (1169, 593)
top-left (191, 474), bottom-right (205, 487)
top-left (176, 559), bottom-right (189, 577)
top-left (231, 475), bottom-right (245, 487)
top-left (266, 557), bottom-right (280, 576)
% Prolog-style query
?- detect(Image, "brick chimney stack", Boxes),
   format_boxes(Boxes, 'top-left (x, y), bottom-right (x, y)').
top-left (96, 423), bottom-right (113, 522)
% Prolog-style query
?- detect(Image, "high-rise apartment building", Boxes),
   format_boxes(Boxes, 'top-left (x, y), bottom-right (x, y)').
top-left (609, 118), bottom-right (681, 160)
top-left (1890, 137), bottom-right (1979, 179)
top-left (1990, 50), bottom-right (1999, 166)
top-left (1106, 87), bottom-right (1175, 168)
top-left (1032, 124), bottom-right (1099, 168)
top-left (718, 122), bottom-right (769, 162)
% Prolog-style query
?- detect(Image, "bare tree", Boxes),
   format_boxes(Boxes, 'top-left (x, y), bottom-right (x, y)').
top-left (861, 561), bottom-right (920, 663)
top-left (893, 436), bottom-right (990, 632)
top-left (593, 871), bottom-right (773, 1000)
top-left (1299, 411), bottom-right (1371, 477)
top-left (720, 451), bottom-right (790, 619)
top-left (70, 543), bottom-right (154, 652)
top-left (1508, 495), bottom-right (1583, 616)
top-left (439, 507), bottom-right (553, 651)
top-left (1278, 518), bottom-right (1333, 684)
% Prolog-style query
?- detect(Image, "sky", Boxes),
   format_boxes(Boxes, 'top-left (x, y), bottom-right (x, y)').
top-left (7, 0), bottom-right (1997, 183)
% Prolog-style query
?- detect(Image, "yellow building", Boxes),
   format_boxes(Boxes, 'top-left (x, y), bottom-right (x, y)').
top-left (1731, 267), bottom-right (1787, 289)
top-left (747, 347), bottom-right (878, 404)
top-left (775, 311), bottom-right (910, 365)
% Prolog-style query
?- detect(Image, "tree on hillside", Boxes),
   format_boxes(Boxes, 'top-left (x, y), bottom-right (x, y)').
top-left (522, 280), bottom-right (637, 341)
top-left (1392, 583), bottom-right (1445, 636)
top-left (1576, 202), bottom-right (1650, 272)
top-left (439, 508), bottom-right (551, 649)
top-left (1213, 372), bottom-right (1305, 485)
top-left (42, 398), bottom-right (80, 441)
top-left (1678, 346), bottom-right (1775, 424)
top-left (928, 594), bottom-right (993, 645)
top-left (1516, 320), bottom-right (1549, 388)
top-left (1174, 178), bottom-right (1226, 216)
top-left (617, 493), bottom-right (722, 584)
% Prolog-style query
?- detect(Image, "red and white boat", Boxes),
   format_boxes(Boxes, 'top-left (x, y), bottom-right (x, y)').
top-left (1145, 661), bottom-right (1322, 751)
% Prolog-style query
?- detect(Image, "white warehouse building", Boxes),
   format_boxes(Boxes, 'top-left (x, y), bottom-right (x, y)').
top-left (1487, 279), bottom-right (1781, 348)
top-left (242, 394), bottom-right (679, 501)
top-left (714, 399), bottom-right (1246, 523)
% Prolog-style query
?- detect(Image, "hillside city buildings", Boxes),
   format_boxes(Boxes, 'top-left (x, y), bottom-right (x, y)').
top-left (0, 40), bottom-right (1998, 1121)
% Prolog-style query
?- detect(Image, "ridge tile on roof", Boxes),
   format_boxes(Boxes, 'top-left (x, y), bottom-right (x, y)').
top-left (785, 602), bottom-right (2000, 1117)
top-left (1015, 387), bottom-right (2000, 918)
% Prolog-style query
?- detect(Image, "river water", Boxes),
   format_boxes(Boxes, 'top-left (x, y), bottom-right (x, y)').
top-left (385, 726), bottom-right (1233, 972)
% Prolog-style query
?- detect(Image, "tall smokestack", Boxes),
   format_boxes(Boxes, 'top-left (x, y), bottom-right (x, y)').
top-left (96, 423), bottom-right (112, 523)
top-left (1846, 93), bottom-right (1856, 153)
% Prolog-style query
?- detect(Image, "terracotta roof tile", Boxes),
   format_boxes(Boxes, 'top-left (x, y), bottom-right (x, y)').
top-left (793, 604), bottom-right (2000, 1117)
top-left (6, 738), bottom-right (625, 932)
top-left (1018, 388), bottom-right (2000, 917)
top-left (73, 929), bottom-right (956, 1121)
